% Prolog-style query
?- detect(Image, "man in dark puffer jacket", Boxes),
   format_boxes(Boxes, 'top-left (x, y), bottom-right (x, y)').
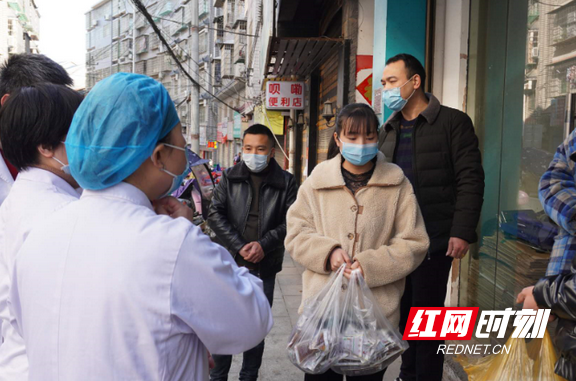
top-left (378, 54), bottom-right (485, 381)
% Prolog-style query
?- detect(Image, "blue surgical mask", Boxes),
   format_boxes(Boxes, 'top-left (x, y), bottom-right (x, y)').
top-left (159, 143), bottom-right (191, 198)
top-left (53, 141), bottom-right (71, 175)
top-left (339, 140), bottom-right (379, 166)
top-left (243, 153), bottom-right (269, 173)
top-left (382, 76), bottom-right (416, 112)
top-left (52, 157), bottom-right (71, 175)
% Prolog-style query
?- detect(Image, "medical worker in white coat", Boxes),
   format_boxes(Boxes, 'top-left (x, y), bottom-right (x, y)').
top-left (0, 52), bottom-right (76, 207)
top-left (9, 73), bottom-right (273, 381)
top-left (0, 84), bottom-right (83, 381)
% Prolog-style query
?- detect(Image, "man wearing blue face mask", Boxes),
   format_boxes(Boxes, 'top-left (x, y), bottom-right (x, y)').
top-left (378, 54), bottom-right (485, 381)
top-left (208, 124), bottom-right (297, 381)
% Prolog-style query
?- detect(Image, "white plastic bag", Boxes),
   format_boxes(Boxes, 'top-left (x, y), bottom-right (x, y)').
top-left (287, 265), bottom-right (407, 376)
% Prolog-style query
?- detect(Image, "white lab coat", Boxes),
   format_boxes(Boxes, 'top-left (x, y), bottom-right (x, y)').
top-left (0, 156), bottom-right (14, 351)
top-left (0, 156), bottom-right (14, 206)
top-left (10, 182), bottom-right (273, 381)
top-left (0, 168), bottom-right (79, 381)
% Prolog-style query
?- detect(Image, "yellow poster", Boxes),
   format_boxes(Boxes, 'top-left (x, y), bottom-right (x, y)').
top-left (254, 104), bottom-right (285, 135)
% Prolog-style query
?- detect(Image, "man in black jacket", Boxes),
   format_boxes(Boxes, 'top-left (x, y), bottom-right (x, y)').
top-left (208, 124), bottom-right (297, 381)
top-left (378, 54), bottom-right (484, 381)
top-left (518, 262), bottom-right (575, 380)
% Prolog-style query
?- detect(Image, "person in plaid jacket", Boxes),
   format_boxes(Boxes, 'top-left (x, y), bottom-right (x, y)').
top-left (539, 129), bottom-right (576, 276)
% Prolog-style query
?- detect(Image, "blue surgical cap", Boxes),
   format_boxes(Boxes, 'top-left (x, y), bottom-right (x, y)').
top-left (66, 73), bottom-right (180, 190)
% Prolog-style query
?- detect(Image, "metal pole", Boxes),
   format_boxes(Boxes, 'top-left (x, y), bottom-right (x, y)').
top-left (132, 0), bottom-right (136, 73)
top-left (24, 34), bottom-right (30, 54)
top-left (207, 3), bottom-right (214, 158)
top-left (190, 0), bottom-right (200, 152)
top-left (288, 109), bottom-right (295, 175)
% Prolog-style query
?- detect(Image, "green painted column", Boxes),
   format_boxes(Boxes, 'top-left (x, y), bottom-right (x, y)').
top-left (384, 0), bottom-right (427, 121)
top-left (372, 0), bottom-right (427, 123)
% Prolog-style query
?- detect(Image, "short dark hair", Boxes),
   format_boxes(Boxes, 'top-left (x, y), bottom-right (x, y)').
top-left (243, 124), bottom-right (275, 147)
top-left (327, 103), bottom-right (379, 160)
top-left (0, 84), bottom-right (83, 171)
top-left (0, 54), bottom-right (73, 98)
top-left (386, 53), bottom-right (426, 88)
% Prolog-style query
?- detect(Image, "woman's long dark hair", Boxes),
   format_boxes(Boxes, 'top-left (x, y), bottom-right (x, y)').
top-left (327, 103), bottom-right (380, 160)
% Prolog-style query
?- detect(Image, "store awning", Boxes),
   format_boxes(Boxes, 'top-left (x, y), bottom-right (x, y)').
top-left (264, 37), bottom-right (344, 78)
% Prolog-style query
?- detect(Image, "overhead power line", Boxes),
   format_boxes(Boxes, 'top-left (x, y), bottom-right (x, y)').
top-left (153, 16), bottom-right (256, 37)
top-left (130, 0), bottom-right (238, 113)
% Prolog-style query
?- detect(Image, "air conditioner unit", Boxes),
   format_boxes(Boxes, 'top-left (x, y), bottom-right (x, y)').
top-left (524, 80), bottom-right (535, 90)
top-left (531, 47), bottom-right (539, 58)
top-left (105, 15), bottom-right (112, 21)
top-left (92, 20), bottom-right (98, 28)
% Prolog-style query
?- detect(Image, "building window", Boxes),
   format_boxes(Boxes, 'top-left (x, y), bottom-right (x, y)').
top-left (217, 19), bottom-right (224, 38)
top-left (199, 32), bottom-right (207, 54)
top-left (200, 105), bottom-right (206, 123)
top-left (528, 30), bottom-right (539, 64)
top-left (226, 1), bottom-right (235, 26)
top-left (136, 35), bottom-right (149, 54)
top-left (529, 30), bottom-right (538, 49)
top-left (200, 0), bottom-right (209, 17)
top-left (214, 61), bottom-right (222, 84)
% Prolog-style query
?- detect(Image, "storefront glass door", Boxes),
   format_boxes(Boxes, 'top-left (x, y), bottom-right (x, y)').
top-left (461, 0), bottom-right (572, 320)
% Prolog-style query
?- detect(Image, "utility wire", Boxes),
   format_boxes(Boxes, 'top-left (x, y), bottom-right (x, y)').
top-left (152, 20), bottom-right (249, 104)
top-left (154, 16), bottom-right (255, 37)
top-left (155, 13), bottom-right (250, 108)
top-left (130, 0), bottom-right (238, 113)
top-left (534, 0), bottom-right (560, 7)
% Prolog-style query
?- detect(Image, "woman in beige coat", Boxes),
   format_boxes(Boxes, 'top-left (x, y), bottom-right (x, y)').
top-left (285, 103), bottom-right (429, 381)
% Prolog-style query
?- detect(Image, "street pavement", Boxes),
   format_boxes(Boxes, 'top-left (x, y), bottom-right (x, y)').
top-left (223, 252), bottom-right (465, 381)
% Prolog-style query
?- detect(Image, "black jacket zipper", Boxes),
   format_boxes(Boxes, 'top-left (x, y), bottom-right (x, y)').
top-left (239, 180), bottom-right (252, 252)
top-left (411, 120), bottom-right (421, 202)
top-left (391, 125), bottom-right (400, 164)
top-left (393, 120), bottom-right (428, 259)
top-left (241, 179), bottom-right (262, 275)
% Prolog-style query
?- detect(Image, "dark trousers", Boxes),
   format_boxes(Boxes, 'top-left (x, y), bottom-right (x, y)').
top-left (398, 251), bottom-right (453, 381)
top-left (210, 275), bottom-right (275, 381)
top-left (304, 368), bottom-right (387, 381)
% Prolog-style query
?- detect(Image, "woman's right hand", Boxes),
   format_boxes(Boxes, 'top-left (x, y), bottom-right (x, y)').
top-left (329, 248), bottom-right (352, 272)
